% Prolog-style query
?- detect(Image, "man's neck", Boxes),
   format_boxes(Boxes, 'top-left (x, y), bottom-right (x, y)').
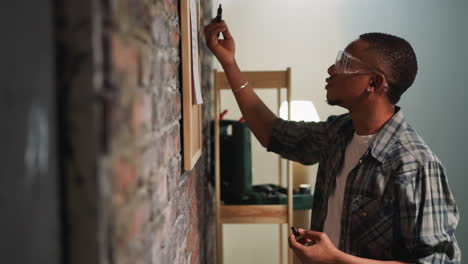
top-left (349, 103), bottom-right (396, 135)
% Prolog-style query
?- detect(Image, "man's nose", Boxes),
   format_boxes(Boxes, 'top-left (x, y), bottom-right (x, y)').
top-left (327, 64), bottom-right (336, 75)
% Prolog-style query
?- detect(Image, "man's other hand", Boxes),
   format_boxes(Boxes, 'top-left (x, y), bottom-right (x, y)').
top-left (289, 229), bottom-right (343, 264)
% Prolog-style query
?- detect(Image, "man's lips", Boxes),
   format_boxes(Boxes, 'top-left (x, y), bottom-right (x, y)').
top-left (325, 77), bottom-right (332, 89)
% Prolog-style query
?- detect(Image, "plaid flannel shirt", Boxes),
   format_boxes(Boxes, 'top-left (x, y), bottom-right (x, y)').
top-left (267, 107), bottom-right (460, 263)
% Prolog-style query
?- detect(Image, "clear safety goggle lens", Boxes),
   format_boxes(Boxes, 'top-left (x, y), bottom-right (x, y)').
top-left (335, 50), bottom-right (349, 74)
top-left (335, 50), bottom-right (370, 74)
top-left (334, 50), bottom-right (389, 89)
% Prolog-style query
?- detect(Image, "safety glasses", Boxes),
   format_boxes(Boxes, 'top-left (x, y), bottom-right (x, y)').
top-left (335, 50), bottom-right (381, 75)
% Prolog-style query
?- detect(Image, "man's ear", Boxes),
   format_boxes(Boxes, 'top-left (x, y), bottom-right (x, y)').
top-left (371, 73), bottom-right (386, 92)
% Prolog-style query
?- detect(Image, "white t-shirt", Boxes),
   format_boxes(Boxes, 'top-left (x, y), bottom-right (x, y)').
top-left (323, 132), bottom-right (376, 247)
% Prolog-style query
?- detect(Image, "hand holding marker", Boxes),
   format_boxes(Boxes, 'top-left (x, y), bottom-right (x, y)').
top-left (291, 226), bottom-right (306, 245)
top-left (216, 4), bottom-right (222, 37)
top-left (291, 226), bottom-right (316, 246)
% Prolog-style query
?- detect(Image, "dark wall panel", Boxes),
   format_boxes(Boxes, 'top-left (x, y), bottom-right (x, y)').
top-left (0, 1), bottom-right (61, 263)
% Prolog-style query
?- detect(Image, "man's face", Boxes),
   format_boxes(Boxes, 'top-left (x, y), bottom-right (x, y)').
top-left (325, 40), bottom-right (379, 109)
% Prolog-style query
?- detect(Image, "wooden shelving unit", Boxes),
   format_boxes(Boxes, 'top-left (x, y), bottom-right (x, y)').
top-left (221, 205), bottom-right (288, 224)
top-left (214, 68), bottom-right (293, 264)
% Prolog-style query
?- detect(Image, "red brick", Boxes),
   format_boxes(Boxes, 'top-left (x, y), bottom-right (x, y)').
top-left (113, 157), bottom-right (138, 197)
top-left (131, 91), bottom-right (145, 136)
top-left (102, 1), bottom-right (216, 263)
top-left (111, 33), bottom-right (140, 83)
top-left (155, 89), bottom-right (182, 128)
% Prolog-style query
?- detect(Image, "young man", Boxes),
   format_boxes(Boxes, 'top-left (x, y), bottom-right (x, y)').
top-left (204, 20), bottom-right (460, 264)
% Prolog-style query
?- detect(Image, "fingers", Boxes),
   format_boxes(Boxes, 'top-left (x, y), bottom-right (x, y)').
top-left (205, 19), bottom-right (224, 30)
top-left (204, 23), bottom-right (227, 45)
top-left (205, 25), bottom-right (226, 44)
top-left (288, 234), bottom-right (307, 251)
top-left (300, 229), bottom-right (323, 241)
top-left (221, 24), bottom-right (233, 40)
top-left (297, 228), bottom-right (311, 242)
top-left (204, 20), bottom-right (228, 35)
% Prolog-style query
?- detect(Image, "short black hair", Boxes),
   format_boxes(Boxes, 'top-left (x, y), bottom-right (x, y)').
top-left (359, 33), bottom-right (418, 104)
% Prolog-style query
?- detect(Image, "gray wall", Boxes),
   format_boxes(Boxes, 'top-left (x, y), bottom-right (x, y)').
top-left (0, 0), bottom-right (61, 263)
top-left (339, 0), bottom-right (468, 256)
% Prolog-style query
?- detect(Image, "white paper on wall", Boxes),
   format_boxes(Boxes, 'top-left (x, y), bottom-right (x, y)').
top-left (190, 0), bottom-right (203, 104)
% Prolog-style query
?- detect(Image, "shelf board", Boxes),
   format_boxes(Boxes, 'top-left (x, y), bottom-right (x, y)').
top-left (220, 205), bottom-right (287, 224)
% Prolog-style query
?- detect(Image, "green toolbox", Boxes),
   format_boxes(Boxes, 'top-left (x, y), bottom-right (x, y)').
top-left (219, 120), bottom-right (313, 210)
top-left (219, 120), bottom-right (253, 202)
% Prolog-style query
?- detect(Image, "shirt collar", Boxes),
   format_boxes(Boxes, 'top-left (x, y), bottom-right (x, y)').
top-left (338, 106), bottom-right (407, 163)
top-left (368, 106), bottom-right (407, 163)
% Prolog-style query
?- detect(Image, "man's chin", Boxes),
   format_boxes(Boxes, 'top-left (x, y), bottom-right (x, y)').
top-left (326, 99), bottom-right (342, 106)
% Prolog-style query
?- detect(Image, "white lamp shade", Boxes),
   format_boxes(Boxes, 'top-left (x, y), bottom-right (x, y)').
top-left (279, 100), bottom-right (320, 122)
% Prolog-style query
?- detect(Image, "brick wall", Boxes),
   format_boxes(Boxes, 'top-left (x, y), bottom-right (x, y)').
top-left (59, 0), bottom-right (216, 263)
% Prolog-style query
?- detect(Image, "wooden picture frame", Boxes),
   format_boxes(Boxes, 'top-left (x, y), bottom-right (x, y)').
top-left (181, 0), bottom-right (202, 170)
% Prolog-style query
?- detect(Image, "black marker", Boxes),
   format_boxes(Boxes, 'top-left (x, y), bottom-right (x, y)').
top-left (291, 226), bottom-right (316, 246)
top-left (290, 226), bottom-right (305, 244)
top-left (216, 4), bottom-right (222, 37)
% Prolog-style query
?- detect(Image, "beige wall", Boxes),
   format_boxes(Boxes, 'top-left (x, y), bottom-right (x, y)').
top-left (215, 1), bottom-right (347, 263)
top-left (212, 0), bottom-right (468, 263)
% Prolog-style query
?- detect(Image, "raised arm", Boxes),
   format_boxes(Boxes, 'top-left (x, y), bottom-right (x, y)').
top-left (204, 20), bottom-right (277, 147)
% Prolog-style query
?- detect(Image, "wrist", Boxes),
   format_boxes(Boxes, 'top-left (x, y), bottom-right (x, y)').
top-left (334, 249), bottom-right (350, 264)
top-left (221, 58), bottom-right (237, 69)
